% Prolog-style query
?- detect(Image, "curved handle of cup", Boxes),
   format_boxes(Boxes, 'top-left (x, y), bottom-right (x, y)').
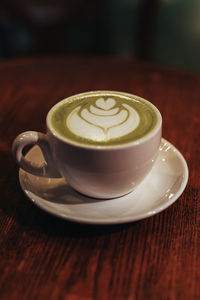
top-left (12, 131), bottom-right (61, 178)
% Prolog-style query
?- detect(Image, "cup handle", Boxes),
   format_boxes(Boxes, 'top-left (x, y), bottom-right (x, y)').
top-left (12, 131), bottom-right (61, 178)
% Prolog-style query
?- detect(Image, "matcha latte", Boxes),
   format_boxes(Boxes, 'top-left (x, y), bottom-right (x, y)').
top-left (49, 91), bottom-right (159, 147)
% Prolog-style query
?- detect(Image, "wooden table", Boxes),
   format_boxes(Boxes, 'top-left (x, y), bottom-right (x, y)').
top-left (0, 57), bottom-right (199, 300)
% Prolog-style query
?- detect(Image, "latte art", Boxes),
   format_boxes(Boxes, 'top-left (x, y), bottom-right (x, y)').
top-left (50, 92), bottom-right (158, 146)
top-left (66, 98), bottom-right (140, 142)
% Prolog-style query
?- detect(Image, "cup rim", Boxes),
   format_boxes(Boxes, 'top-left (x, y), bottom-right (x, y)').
top-left (46, 90), bottom-right (162, 150)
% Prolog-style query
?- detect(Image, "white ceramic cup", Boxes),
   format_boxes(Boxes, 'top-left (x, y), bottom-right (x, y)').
top-left (12, 91), bottom-right (162, 199)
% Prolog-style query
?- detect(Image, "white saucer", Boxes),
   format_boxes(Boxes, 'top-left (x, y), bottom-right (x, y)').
top-left (19, 138), bottom-right (188, 225)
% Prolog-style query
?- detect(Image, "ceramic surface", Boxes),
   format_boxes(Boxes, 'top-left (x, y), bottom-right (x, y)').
top-left (19, 138), bottom-right (188, 224)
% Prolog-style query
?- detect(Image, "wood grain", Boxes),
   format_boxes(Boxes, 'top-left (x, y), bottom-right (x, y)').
top-left (0, 57), bottom-right (199, 300)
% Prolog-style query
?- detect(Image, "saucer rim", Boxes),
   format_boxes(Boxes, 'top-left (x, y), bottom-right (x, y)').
top-left (19, 138), bottom-right (189, 225)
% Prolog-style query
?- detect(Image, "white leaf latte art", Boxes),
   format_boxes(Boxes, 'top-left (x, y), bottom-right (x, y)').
top-left (66, 97), bottom-right (140, 142)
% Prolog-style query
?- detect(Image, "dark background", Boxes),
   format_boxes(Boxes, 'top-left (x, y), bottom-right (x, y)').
top-left (0, 0), bottom-right (200, 73)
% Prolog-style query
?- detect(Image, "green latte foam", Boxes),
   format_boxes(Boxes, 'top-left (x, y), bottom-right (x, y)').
top-left (50, 92), bottom-right (158, 146)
